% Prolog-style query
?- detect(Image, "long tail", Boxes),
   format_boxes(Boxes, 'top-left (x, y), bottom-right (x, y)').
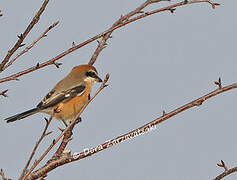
top-left (5, 108), bottom-right (40, 123)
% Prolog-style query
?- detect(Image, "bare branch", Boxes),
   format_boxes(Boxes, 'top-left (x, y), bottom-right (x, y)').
top-left (88, 0), bottom-right (162, 65)
top-left (0, 0), bottom-right (50, 71)
top-left (23, 74), bottom-right (110, 180)
top-left (53, 121), bottom-right (77, 157)
top-left (27, 79), bottom-right (237, 180)
top-left (18, 115), bottom-right (53, 180)
top-left (89, 0), bottom-right (219, 65)
top-left (3, 21), bottom-right (59, 71)
top-left (0, 0), bottom-right (219, 84)
top-left (214, 160), bottom-right (237, 180)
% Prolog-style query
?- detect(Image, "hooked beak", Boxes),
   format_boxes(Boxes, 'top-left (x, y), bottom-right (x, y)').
top-left (96, 75), bottom-right (103, 83)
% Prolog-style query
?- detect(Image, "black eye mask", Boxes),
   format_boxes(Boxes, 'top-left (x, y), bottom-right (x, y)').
top-left (86, 71), bottom-right (97, 78)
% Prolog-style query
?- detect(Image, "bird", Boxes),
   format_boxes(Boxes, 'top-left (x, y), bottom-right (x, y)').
top-left (5, 64), bottom-right (102, 123)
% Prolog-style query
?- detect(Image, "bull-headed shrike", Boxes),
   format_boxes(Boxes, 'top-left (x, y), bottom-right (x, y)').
top-left (5, 64), bottom-right (102, 123)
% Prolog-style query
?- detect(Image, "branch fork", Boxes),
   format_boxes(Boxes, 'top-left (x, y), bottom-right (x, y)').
top-left (0, 90), bottom-right (8, 97)
top-left (217, 160), bottom-right (228, 172)
top-left (214, 77), bottom-right (222, 89)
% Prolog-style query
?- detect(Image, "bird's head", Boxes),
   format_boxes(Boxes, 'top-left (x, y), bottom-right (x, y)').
top-left (71, 64), bottom-right (102, 84)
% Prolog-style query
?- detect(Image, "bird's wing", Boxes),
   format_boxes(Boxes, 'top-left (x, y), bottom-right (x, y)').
top-left (37, 84), bottom-right (86, 109)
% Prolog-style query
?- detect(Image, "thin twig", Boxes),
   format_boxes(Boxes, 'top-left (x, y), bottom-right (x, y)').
top-left (0, 0), bottom-right (219, 84)
top-left (89, 0), bottom-right (167, 65)
top-left (3, 21), bottom-right (59, 71)
top-left (0, 89), bottom-right (8, 97)
top-left (214, 77), bottom-right (222, 89)
top-left (23, 74), bottom-right (110, 180)
top-left (214, 163), bottom-right (237, 180)
top-left (27, 79), bottom-right (237, 180)
top-left (217, 160), bottom-right (228, 172)
top-left (0, 0), bottom-right (50, 71)
top-left (18, 115), bottom-right (53, 180)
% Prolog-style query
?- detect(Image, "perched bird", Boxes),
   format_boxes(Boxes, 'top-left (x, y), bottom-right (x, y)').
top-left (5, 64), bottom-right (102, 123)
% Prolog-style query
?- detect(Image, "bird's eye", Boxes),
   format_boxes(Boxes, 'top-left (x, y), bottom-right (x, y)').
top-left (86, 71), bottom-right (96, 78)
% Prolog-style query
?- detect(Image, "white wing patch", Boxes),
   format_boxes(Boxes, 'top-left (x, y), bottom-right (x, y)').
top-left (37, 84), bottom-right (86, 109)
top-left (65, 94), bottom-right (70, 98)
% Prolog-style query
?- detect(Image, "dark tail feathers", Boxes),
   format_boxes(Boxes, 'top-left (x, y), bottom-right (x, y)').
top-left (5, 108), bottom-right (40, 123)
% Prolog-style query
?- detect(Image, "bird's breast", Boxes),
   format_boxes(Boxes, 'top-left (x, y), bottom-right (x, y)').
top-left (53, 82), bottom-right (92, 121)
